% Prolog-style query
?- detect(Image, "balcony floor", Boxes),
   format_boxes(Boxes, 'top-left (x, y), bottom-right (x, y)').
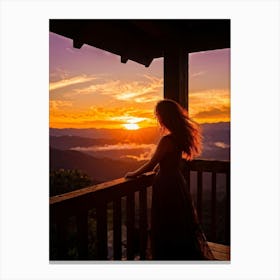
top-left (143, 240), bottom-right (230, 261)
top-left (208, 242), bottom-right (230, 260)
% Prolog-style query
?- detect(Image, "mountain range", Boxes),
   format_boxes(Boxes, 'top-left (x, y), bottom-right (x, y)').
top-left (50, 147), bottom-right (144, 182)
top-left (50, 122), bottom-right (230, 185)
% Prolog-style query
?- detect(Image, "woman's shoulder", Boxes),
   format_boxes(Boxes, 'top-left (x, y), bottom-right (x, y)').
top-left (160, 134), bottom-right (181, 151)
top-left (160, 134), bottom-right (173, 141)
top-left (162, 133), bottom-right (177, 141)
top-left (159, 134), bottom-right (176, 148)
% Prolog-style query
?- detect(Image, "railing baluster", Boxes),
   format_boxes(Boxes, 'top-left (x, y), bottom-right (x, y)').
top-left (113, 199), bottom-right (122, 260)
top-left (225, 171), bottom-right (230, 245)
top-left (55, 215), bottom-right (68, 260)
top-left (197, 171), bottom-right (203, 222)
top-left (126, 192), bottom-right (135, 260)
top-left (211, 172), bottom-right (217, 241)
top-left (50, 163), bottom-right (230, 259)
top-left (77, 209), bottom-right (88, 259)
top-left (96, 202), bottom-right (108, 260)
top-left (139, 187), bottom-right (148, 260)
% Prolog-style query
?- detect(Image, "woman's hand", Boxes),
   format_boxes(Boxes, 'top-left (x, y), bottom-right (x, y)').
top-left (125, 171), bottom-right (138, 178)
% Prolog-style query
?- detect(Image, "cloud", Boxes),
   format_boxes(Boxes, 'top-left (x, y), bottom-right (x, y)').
top-left (189, 89), bottom-right (230, 123)
top-left (110, 116), bottom-right (147, 124)
top-left (89, 106), bottom-right (144, 119)
top-left (69, 74), bottom-right (163, 103)
top-left (76, 120), bottom-right (125, 127)
top-left (49, 100), bottom-right (72, 110)
top-left (71, 143), bottom-right (156, 152)
top-left (49, 75), bottom-right (96, 91)
top-left (50, 104), bottom-right (157, 129)
top-left (49, 74), bottom-right (162, 128)
top-left (88, 106), bottom-right (154, 127)
top-left (114, 76), bottom-right (162, 103)
top-left (214, 142), bottom-right (230, 149)
top-left (193, 106), bottom-right (230, 119)
top-left (189, 89), bottom-right (229, 101)
top-left (191, 71), bottom-right (206, 78)
top-left (134, 95), bottom-right (160, 103)
top-left (50, 67), bottom-right (71, 82)
top-left (122, 150), bottom-right (154, 161)
top-left (74, 79), bottom-right (121, 95)
top-left (71, 143), bottom-right (156, 161)
top-left (49, 118), bottom-right (125, 129)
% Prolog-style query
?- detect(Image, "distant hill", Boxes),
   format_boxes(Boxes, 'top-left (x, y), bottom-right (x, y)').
top-left (50, 147), bottom-right (144, 182)
top-left (200, 122), bottom-right (230, 161)
top-left (50, 123), bottom-right (229, 142)
top-left (50, 127), bottom-right (160, 143)
top-left (201, 122), bottom-right (230, 144)
top-left (50, 136), bottom-right (118, 150)
top-left (50, 122), bottom-right (230, 161)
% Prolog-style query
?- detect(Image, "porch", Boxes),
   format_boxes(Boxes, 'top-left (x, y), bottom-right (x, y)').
top-left (49, 20), bottom-right (230, 261)
top-left (50, 159), bottom-right (230, 261)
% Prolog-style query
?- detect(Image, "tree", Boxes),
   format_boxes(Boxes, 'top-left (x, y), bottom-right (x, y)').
top-left (50, 169), bottom-right (93, 196)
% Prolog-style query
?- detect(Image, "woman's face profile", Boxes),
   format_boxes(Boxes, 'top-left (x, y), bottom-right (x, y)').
top-left (155, 110), bottom-right (162, 126)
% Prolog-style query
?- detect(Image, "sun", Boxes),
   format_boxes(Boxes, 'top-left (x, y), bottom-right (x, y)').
top-left (123, 123), bottom-right (140, 130)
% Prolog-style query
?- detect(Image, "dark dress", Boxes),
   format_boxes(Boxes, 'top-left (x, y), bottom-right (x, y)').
top-left (151, 134), bottom-right (214, 260)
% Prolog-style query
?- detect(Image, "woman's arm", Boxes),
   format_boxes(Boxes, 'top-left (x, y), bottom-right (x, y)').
top-left (125, 159), bottom-right (157, 178)
top-left (124, 136), bottom-right (171, 178)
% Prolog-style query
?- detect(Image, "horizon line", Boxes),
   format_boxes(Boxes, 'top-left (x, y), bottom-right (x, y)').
top-left (49, 121), bottom-right (230, 130)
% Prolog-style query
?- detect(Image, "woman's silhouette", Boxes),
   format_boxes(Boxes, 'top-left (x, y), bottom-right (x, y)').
top-left (125, 99), bottom-right (214, 260)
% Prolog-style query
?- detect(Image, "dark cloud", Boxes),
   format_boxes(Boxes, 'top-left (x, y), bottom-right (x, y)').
top-left (194, 106), bottom-right (230, 119)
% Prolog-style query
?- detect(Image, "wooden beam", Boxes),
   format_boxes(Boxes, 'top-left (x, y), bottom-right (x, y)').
top-left (164, 47), bottom-right (189, 109)
top-left (73, 39), bottom-right (84, 49)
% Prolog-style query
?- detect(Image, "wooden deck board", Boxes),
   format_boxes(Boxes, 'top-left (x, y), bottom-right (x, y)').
top-left (145, 238), bottom-right (230, 261)
top-left (208, 242), bottom-right (230, 261)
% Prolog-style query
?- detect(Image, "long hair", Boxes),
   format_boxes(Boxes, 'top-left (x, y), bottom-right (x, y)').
top-left (155, 99), bottom-right (201, 160)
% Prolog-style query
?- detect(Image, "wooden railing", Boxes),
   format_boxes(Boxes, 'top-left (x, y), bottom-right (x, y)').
top-left (50, 159), bottom-right (230, 260)
top-left (183, 160), bottom-right (230, 244)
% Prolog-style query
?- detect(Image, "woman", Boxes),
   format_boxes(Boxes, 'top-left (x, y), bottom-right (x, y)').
top-left (125, 99), bottom-right (214, 260)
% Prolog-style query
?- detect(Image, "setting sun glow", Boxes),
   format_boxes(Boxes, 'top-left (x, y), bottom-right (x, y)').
top-left (50, 32), bottom-right (230, 129)
top-left (123, 123), bottom-right (140, 130)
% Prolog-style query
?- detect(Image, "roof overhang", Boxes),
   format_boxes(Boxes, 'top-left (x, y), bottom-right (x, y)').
top-left (50, 19), bottom-right (230, 67)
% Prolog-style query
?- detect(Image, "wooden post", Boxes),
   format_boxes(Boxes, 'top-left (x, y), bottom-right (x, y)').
top-left (164, 47), bottom-right (189, 110)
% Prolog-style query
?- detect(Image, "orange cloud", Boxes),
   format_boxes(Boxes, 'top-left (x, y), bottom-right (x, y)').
top-left (49, 75), bottom-right (96, 91)
top-left (50, 105), bottom-right (157, 129)
top-left (66, 75), bottom-right (163, 104)
top-left (189, 89), bottom-right (230, 123)
top-left (192, 106), bottom-right (230, 122)
top-left (50, 74), bottom-right (229, 128)
top-left (49, 100), bottom-right (72, 110)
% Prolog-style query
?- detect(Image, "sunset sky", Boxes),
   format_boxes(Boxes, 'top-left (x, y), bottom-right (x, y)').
top-left (49, 32), bottom-right (230, 129)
